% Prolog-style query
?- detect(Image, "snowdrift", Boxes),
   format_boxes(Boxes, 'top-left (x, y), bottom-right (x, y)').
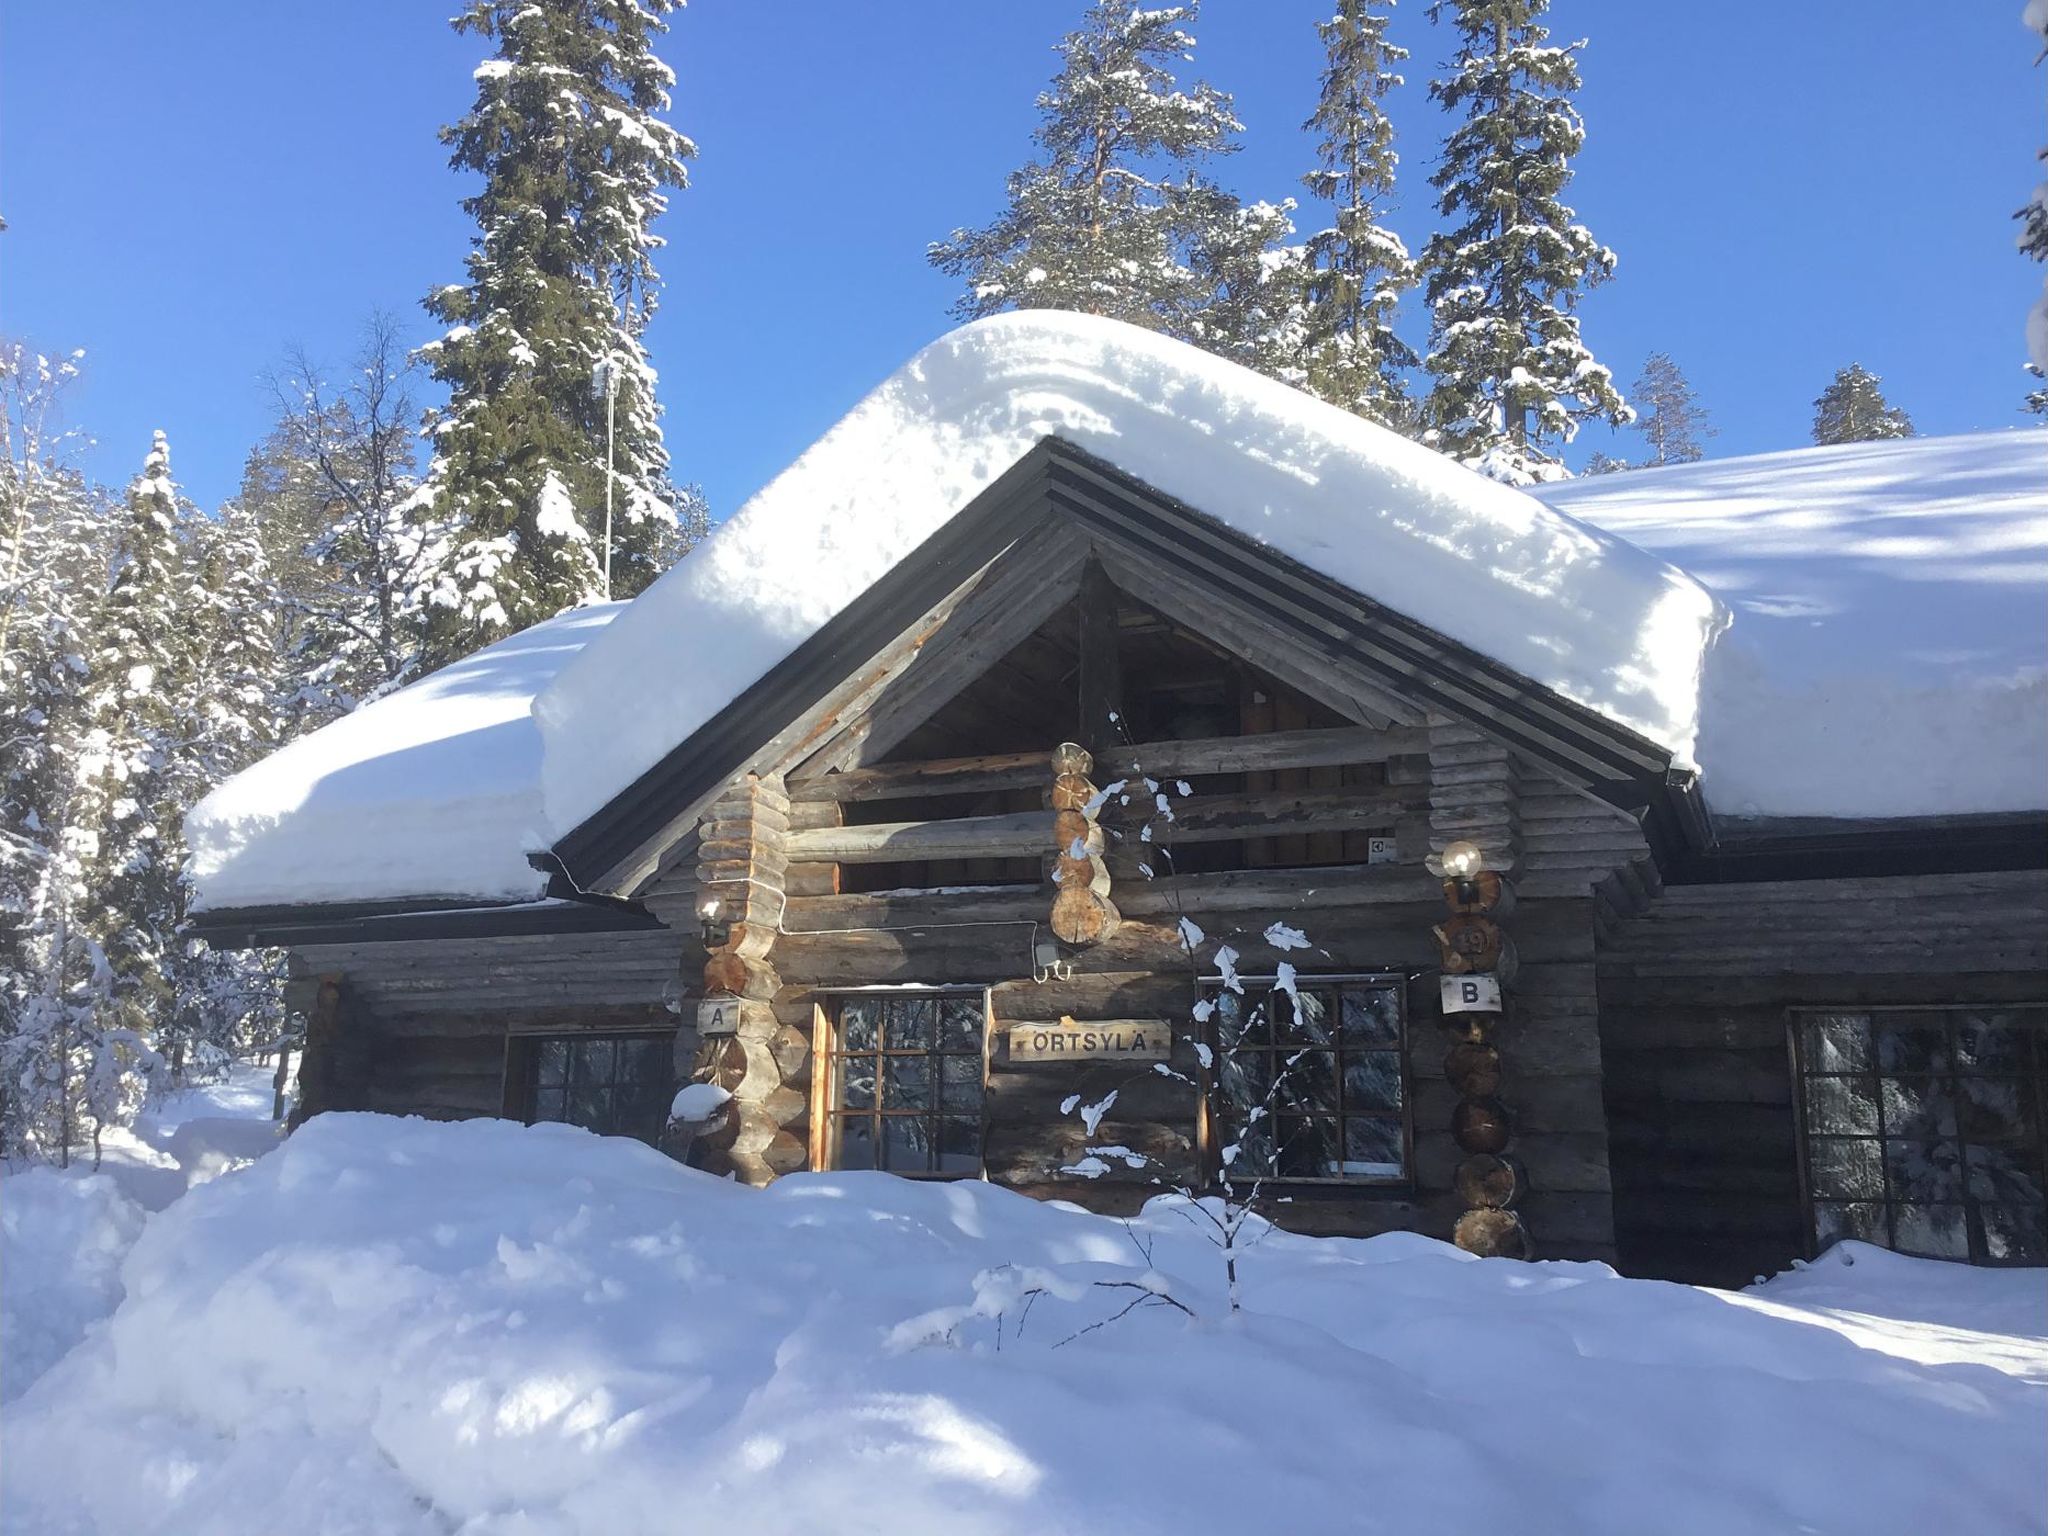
top-left (5, 1114), bottom-right (2044, 1536)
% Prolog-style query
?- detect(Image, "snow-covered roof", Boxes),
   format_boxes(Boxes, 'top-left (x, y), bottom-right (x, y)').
top-left (186, 604), bottom-right (623, 911)
top-left (186, 316), bottom-right (2045, 914)
top-left (1532, 431), bottom-right (2048, 820)
top-left (534, 312), bottom-right (1723, 839)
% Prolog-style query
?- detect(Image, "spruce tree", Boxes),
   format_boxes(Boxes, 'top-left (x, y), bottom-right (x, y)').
top-left (420, 0), bottom-right (697, 655)
top-left (1811, 363), bottom-right (1912, 445)
top-left (929, 2), bottom-right (1260, 342)
top-left (1630, 352), bottom-right (1713, 466)
top-left (1297, 0), bottom-right (1418, 427)
top-left (1419, 0), bottom-right (1627, 484)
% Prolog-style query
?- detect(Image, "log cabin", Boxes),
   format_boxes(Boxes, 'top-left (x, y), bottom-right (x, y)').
top-left (187, 314), bottom-right (2048, 1286)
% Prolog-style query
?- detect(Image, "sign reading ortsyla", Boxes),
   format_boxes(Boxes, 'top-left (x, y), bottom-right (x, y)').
top-left (1009, 1015), bottom-right (1172, 1062)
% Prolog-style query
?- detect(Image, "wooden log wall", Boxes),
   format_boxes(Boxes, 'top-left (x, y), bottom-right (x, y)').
top-left (286, 929), bottom-right (686, 1121)
top-left (1595, 868), bottom-right (2048, 1287)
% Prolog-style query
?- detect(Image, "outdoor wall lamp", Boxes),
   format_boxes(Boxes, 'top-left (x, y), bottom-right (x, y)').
top-left (1441, 839), bottom-right (1486, 904)
top-left (699, 898), bottom-right (732, 949)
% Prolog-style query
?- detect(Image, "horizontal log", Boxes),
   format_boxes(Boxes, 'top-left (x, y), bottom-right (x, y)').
top-left (787, 726), bottom-right (1433, 805)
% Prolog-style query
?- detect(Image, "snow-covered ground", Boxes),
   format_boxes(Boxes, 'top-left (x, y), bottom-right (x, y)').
top-left (1, 1060), bottom-right (287, 1404)
top-left (4, 1112), bottom-right (2043, 1536)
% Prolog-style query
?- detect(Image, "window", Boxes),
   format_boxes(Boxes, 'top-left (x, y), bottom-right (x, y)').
top-left (518, 1032), bottom-right (675, 1146)
top-left (821, 992), bottom-right (988, 1175)
top-left (1793, 1006), bottom-right (2047, 1264)
top-left (1207, 975), bottom-right (1409, 1182)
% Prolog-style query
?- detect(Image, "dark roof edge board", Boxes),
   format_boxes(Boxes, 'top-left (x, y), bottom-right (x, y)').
top-left (1662, 811), bottom-right (2048, 885)
top-left (191, 888), bottom-right (663, 949)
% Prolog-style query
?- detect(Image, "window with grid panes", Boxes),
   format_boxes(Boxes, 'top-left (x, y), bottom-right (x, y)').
top-left (1207, 975), bottom-right (1408, 1181)
top-left (825, 992), bottom-right (987, 1175)
top-left (523, 1033), bottom-right (675, 1146)
top-left (1793, 1006), bottom-right (2046, 1264)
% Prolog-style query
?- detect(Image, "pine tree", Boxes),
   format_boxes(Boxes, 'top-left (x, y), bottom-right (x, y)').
top-left (2021, 4), bottom-right (2047, 416)
top-left (1630, 352), bottom-right (1713, 466)
top-left (1419, 0), bottom-right (1628, 484)
top-left (419, 0), bottom-right (698, 656)
top-left (1297, 0), bottom-right (1418, 427)
top-left (1811, 363), bottom-right (1913, 445)
top-left (929, 2), bottom-right (1264, 344)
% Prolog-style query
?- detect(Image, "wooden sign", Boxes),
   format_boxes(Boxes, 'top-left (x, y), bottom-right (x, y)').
top-left (697, 997), bottom-right (741, 1037)
top-left (1009, 1016), bottom-right (1170, 1062)
top-left (1441, 973), bottom-right (1503, 1015)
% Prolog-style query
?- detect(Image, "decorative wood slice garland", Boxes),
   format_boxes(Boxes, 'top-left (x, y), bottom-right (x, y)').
top-left (1048, 741), bottom-right (1121, 947)
top-left (1436, 862), bottom-right (1532, 1259)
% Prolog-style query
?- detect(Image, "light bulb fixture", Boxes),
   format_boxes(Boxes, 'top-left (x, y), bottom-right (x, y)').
top-left (699, 898), bottom-right (731, 949)
top-left (1441, 840), bottom-right (1485, 879)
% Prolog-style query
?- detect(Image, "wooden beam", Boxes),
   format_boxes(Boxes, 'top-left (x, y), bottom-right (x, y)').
top-left (1076, 558), bottom-right (1122, 756)
top-left (784, 783), bottom-right (1415, 864)
top-left (788, 724), bottom-right (1432, 804)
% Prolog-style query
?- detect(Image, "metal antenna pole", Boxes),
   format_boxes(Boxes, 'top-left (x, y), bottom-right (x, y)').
top-left (602, 360), bottom-right (617, 602)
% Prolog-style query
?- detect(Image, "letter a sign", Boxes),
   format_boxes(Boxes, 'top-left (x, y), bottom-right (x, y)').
top-left (1440, 973), bottom-right (1503, 1015)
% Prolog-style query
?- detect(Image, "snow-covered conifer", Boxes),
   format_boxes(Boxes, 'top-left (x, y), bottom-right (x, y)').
top-left (1297, 0), bottom-right (1418, 427)
top-left (1630, 352), bottom-right (1713, 466)
top-left (418, 0), bottom-right (699, 655)
top-left (1811, 363), bottom-right (1912, 445)
top-left (1419, 0), bottom-right (1628, 483)
top-left (930, 2), bottom-right (1270, 348)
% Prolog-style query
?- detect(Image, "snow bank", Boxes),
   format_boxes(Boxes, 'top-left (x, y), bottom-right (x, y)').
top-left (0, 1172), bottom-right (145, 1405)
top-left (1533, 431), bottom-right (2048, 818)
top-left (6, 1114), bottom-right (2043, 1535)
top-left (187, 604), bottom-right (623, 911)
top-left (537, 311), bottom-right (1723, 839)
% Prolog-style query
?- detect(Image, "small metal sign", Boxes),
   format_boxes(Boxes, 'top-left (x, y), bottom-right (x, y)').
top-left (1440, 973), bottom-right (1503, 1015)
top-left (1366, 835), bottom-right (1398, 866)
top-left (1008, 1016), bottom-right (1170, 1062)
top-left (697, 997), bottom-right (741, 1037)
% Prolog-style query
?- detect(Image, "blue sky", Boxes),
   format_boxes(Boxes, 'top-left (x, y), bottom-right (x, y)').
top-left (2, 2), bottom-right (2040, 519)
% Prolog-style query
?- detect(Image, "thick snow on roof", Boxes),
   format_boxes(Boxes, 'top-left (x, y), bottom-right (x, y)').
top-left (1533, 431), bottom-right (2048, 820)
top-left (187, 604), bottom-right (623, 910)
top-left (536, 312), bottom-right (1723, 838)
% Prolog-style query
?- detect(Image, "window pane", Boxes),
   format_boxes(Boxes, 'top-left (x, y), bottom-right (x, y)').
top-left (1966, 1143), bottom-right (2045, 1207)
top-left (839, 1056), bottom-right (877, 1110)
top-left (536, 1040), bottom-right (570, 1088)
top-left (1218, 1044), bottom-right (1272, 1110)
top-left (1881, 1078), bottom-right (1957, 1139)
top-left (568, 1080), bottom-right (613, 1133)
top-left (838, 1116), bottom-right (877, 1170)
top-left (617, 1047), bottom-right (674, 1139)
top-left (1274, 1115), bottom-right (1339, 1178)
top-left (532, 1086), bottom-right (565, 1122)
top-left (1800, 1013), bottom-right (1871, 1074)
top-left (940, 1053), bottom-right (983, 1109)
top-left (616, 1036), bottom-right (664, 1082)
top-left (1344, 1051), bottom-right (1403, 1112)
top-left (1342, 1117), bottom-right (1403, 1177)
top-left (840, 1001), bottom-right (879, 1052)
top-left (889, 997), bottom-right (936, 1049)
top-left (1884, 1138), bottom-right (1965, 1202)
top-left (882, 1116), bottom-right (933, 1171)
top-left (574, 1038), bottom-right (617, 1083)
top-left (1978, 1203), bottom-right (2048, 1263)
top-left (884, 1056), bottom-right (933, 1110)
top-left (1806, 1136), bottom-right (1884, 1200)
top-left (1220, 993), bottom-right (1268, 1047)
top-left (1284, 989), bottom-right (1336, 1046)
top-left (1875, 1017), bottom-right (1950, 1075)
top-left (938, 997), bottom-right (983, 1050)
top-left (1223, 1115), bottom-right (1275, 1179)
top-left (1953, 1016), bottom-right (2027, 1073)
top-left (1814, 1200), bottom-right (1888, 1247)
top-left (1340, 988), bottom-right (1401, 1046)
top-left (1893, 1203), bottom-right (1969, 1259)
top-left (1958, 1076), bottom-right (2035, 1146)
top-left (1278, 1052), bottom-right (1339, 1116)
top-left (1805, 1074), bottom-right (1879, 1135)
top-left (937, 1117), bottom-right (981, 1174)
